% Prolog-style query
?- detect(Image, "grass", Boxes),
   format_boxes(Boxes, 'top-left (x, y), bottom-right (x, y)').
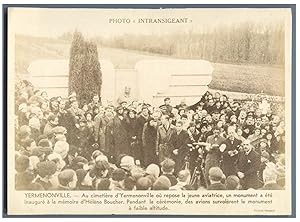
top-left (15, 35), bottom-right (285, 96)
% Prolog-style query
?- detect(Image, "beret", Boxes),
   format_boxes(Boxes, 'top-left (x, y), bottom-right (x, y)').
top-left (36, 161), bottom-right (57, 178)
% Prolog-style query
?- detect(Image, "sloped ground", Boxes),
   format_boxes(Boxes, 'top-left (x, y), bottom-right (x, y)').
top-left (15, 35), bottom-right (285, 96)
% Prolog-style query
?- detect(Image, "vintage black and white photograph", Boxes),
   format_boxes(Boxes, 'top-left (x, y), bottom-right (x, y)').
top-left (6, 6), bottom-right (293, 216)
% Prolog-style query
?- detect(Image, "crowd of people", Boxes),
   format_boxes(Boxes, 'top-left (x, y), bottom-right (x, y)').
top-left (15, 80), bottom-right (286, 191)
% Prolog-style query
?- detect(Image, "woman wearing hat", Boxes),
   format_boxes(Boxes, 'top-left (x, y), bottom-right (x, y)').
top-left (124, 109), bottom-right (138, 160)
top-left (142, 117), bottom-right (159, 166)
top-left (105, 105), bottom-right (130, 162)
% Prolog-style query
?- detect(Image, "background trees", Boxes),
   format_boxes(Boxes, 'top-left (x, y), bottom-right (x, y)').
top-left (68, 31), bottom-right (102, 105)
top-left (100, 22), bottom-right (285, 65)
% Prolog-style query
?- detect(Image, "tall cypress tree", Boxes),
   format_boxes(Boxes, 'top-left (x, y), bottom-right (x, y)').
top-left (68, 31), bottom-right (102, 105)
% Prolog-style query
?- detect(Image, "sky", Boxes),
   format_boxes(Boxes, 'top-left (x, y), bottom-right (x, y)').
top-left (9, 8), bottom-right (290, 38)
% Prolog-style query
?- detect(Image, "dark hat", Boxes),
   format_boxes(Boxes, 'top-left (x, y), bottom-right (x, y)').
top-left (97, 178), bottom-right (111, 190)
top-left (212, 109), bottom-right (220, 114)
top-left (247, 112), bottom-right (255, 117)
top-left (188, 121), bottom-right (196, 128)
top-left (260, 138), bottom-right (268, 144)
top-left (201, 120), bottom-right (208, 125)
top-left (51, 126), bottom-right (67, 135)
top-left (161, 158), bottom-right (175, 173)
top-left (75, 169), bottom-right (88, 183)
top-left (152, 176), bottom-right (171, 190)
top-left (22, 80), bottom-right (33, 87)
top-left (181, 114), bottom-right (188, 119)
top-left (145, 174), bottom-right (157, 184)
top-left (36, 161), bottom-right (57, 178)
top-left (31, 146), bottom-right (51, 157)
top-left (28, 95), bottom-right (43, 105)
top-left (140, 104), bottom-right (149, 110)
top-left (39, 146), bottom-right (53, 156)
top-left (94, 159), bottom-right (110, 170)
top-left (38, 139), bottom-right (52, 148)
top-left (159, 105), bottom-right (167, 110)
top-left (112, 168), bottom-right (126, 181)
top-left (30, 147), bottom-right (42, 157)
top-left (178, 107), bottom-right (185, 112)
top-left (127, 107), bottom-right (137, 114)
top-left (68, 92), bottom-right (76, 99)
top-left (116, 105), bottom-right (123, 111)
top-left (16, 171), bottom-right (35, 187)
top-left (15, 155), bottom-right (30, 173)
top-left (50, 97), bottom-right (57, 102)
top-left (123, 176), bottom-right (136, 191)
top-left (212, 126), bottom-right (221, 131)
top-left (232, 102), bottom-right (240, 107)
top-left (195, 120), bottom-right (201, 125)
top-left (58, 169), bottom-right (76, 186)
top-left (119, 100), bottom-right (127, 105)
top-left (71, 156), bottom-right (88, 170)
top-left (261, 151), bottom-right (270, 160)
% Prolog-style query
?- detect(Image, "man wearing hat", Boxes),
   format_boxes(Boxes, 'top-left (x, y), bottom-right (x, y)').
top-left (237, 110), bottom-right (247, 127)
top-left (159, 98), bottom-right (173, 116)
top-left (88, 94), bottom-right (101, 111)
top-left (43, 114), bottom-right (59, 137)
top-left (152, 176), bottom-right (171, 190)
top-left (65, 100), bottom-right (84, 145)
top-left (161, 158), bottom-right (177, 186)
top-left (156, 115), bottom-right (177, 163)
top-left (105, 105), bottom-right (130, 161)
top-left (225, 175), bottom-right (241, 190)
top-left (136, 105), bottom-right (150, 165)
top-left (142, 118), bottom-right (159, 166)
top-left (75, 169), bottom-right (94, 190)
top-left (57, 169), bottom-right (78, 190)
top-left (231, 102), bottom-right (241, 117)
top-left (65, 92), bottom-right (77, 110)
top-left (35, 161), bottom-right (57, 190)
top-left (257, 138), bottom-right (270, 155)
top-left (207, 167), bottom-right (226, 190)
top-left (175, 98), bottom-right (188, 111)
top-left (117, 86), bottom-right (133, 107)
top-left (110, 168), bottom-right (126, 191)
